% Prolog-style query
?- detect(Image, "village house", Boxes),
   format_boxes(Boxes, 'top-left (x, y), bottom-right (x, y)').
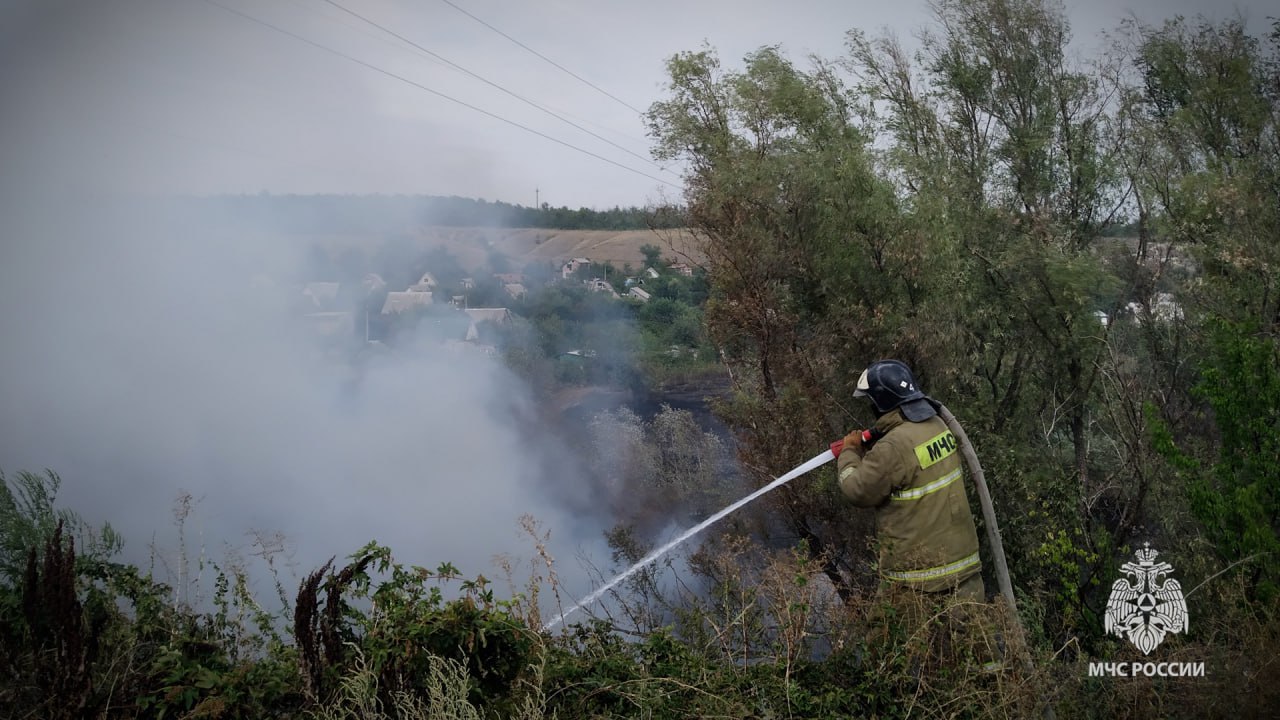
top-left (1125, 292), bottom-right (1183, 323)
top-left (409, 271), bottom-right (437, 292)
top-left (362, 273), bottom-right (387, 293)
top-left (464, 307), bottom-right (514, 325)
top-left (443, 338), bottom-right (499, 357)
top-left (585, 278), bottom-right (619, 298)
top-left (628, 287), bottom-right (651, 302)
top-left (669, 263), bottom-right (694, 277)
top-left (381, 290), bottom-right (433, 314)
top-left (463, 307), bottom-right (514, 342)
top-left (1097, 292), bottom-right (1185, 327)
top-left (302, 311), bottom-right (353, 338)
top-left (561, 257), bottom-right (591, 279)
top-left (302, 282), bottom-right (340, 310)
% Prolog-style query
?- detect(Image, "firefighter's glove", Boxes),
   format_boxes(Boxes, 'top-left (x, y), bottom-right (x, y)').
top-left (842, 429), bottom-right (867, 456)
top-left (832, 430), bottom-right (867, 458)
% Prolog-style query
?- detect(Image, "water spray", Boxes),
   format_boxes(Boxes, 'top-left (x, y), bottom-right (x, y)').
top-left (544, 402), bottom-right (1044, 714)
top-left (543, 447), bottom-right (838, 630)
top-left (543, 408), bottom-right (1020, 639)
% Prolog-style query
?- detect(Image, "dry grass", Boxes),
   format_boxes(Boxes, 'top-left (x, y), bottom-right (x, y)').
top-left (278, 227), bottom-right (703, 274)
top-left (307, 644), bottom-right (482, 720)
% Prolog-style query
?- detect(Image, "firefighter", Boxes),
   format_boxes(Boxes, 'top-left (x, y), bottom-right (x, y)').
top-left (833, 360), bottom-right (1001, 672)
top-left (833, 359), bottom-right (983, 599)
top-left (834, 358), bottom-right (1003, 671)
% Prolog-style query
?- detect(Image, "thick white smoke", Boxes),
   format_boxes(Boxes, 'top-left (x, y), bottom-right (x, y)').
top-left (0, 195), bottom-right (609, 606)
top-left (0, 1), bottom-right (618, 609)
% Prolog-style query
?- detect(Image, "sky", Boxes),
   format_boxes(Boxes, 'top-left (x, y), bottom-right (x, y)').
top-left (0, 0), bottom-right (1262, 210)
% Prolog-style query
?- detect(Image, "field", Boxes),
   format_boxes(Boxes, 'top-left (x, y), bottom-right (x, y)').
top-left (284, 226), bottom-right (703, 273)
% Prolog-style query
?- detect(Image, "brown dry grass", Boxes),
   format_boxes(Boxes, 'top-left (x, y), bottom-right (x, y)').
top-left (418, 227), bottom-right (702, 271)
top-left (278, 227), bottom-right (702, 273)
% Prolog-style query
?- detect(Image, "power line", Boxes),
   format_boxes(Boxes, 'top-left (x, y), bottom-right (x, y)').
top-left (290, 0), bottom-right (650, 151)
top-left (535, 99), bottom-right (653, 151)
top-left (318, 0), bottom-right (673, 176)
top-left (281, 0), bottom-right (453, 72)
top-left (436, 0), bottom-right (645, 116)
top-left (198, 0), bottom-right (678, 189)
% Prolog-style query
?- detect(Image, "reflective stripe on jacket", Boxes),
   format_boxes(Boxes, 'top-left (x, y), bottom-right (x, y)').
top-left (837, 408), bottom-right (982, 593)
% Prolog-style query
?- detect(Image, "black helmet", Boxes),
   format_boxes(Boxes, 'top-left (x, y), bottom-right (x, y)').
top-left (854, 360), bottom-right (936, 421)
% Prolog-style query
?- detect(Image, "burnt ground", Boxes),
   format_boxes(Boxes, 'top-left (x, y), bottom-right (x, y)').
top-left (552, 375), bottom-right (735, 439)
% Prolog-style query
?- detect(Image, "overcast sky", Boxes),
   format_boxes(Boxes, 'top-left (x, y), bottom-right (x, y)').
top-left (0, 0), bottom-right (1262, 209)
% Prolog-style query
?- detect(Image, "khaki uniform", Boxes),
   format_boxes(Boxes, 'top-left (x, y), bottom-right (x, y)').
top-left (837, 408), bottom-right (982, 594)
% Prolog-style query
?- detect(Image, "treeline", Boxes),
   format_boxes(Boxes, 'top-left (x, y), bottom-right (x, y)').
top-left (175, 194), bottom-right (687, 233)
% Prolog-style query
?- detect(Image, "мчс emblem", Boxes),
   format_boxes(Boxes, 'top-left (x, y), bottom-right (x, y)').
top-left (1104, 544), bottom-right (1188, 655)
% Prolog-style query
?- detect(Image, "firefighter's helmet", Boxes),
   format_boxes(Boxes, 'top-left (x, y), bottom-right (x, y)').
top-left (853, 360), bottom-right (936, 421)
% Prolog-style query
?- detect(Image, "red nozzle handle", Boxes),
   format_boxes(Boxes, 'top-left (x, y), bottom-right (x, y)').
top-left (830, 430), bottom-right (874, 457)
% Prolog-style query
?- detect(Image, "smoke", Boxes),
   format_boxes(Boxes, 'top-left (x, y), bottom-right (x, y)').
top-left (0, 0), bottom-right (627, 608)
top-left (0, 190), bottom-right (610, 604)
top-left (0, 0), bottom-right (787, 622)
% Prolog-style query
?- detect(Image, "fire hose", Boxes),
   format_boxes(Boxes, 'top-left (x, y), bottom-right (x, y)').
top-left (549, 405), bottom-right (1018, 627)
top-left (839, 401), bottom-right (1043, 714)
top-left (933, 402), bottom-right (1044, 716)
top-left (547, 398), bottom-right (1046, 712)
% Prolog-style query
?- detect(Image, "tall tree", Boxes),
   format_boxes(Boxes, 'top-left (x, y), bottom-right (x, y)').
top-left (1124, 16), bottom-right (1280, 596)
top-left (649, 44), bottom-right (957, 599)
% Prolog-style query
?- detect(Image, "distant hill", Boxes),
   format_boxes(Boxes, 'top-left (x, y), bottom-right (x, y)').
top-left (175, 194), bottom-right (686, 234)
top-left (285, 226), bottom-right (701, 274)
top-left (430, 226), bottom-right (700, 270)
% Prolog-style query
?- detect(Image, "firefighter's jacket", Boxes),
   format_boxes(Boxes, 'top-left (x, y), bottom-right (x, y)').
top-left (838, 408), bottom-right (982, 593)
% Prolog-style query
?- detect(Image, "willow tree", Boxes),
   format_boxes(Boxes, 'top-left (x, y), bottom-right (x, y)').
top-left (650, 0), bottom-right (1132, 636)
top-left (1122, 16), bottom-right (1280, 598)
top-left (647, 46), bottom-right (963, 599)
top-left (842, 0), bottom-right (1144, 637)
